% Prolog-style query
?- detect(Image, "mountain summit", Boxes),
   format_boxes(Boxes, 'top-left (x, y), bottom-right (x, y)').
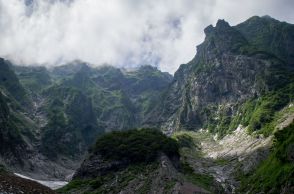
top-left (146, 16), bottom-right (294, 136)
top-left (0, 16), bottom-right (293, 194)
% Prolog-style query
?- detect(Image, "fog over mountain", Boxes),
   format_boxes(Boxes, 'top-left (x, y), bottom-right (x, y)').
top-left (0, 0), bottom-right (294, 190)
top-left (0, 0), bottom-right (293, 73)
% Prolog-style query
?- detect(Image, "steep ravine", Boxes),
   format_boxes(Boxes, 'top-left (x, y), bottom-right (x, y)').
top-left (0, 15), bottom-right (294, 193)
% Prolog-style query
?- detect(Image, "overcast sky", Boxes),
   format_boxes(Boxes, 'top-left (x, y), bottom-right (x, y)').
top-left (0, 0), bottom-right (293, 73)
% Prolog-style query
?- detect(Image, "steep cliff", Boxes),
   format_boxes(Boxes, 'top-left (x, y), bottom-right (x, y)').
top-left (146, 16), bottom-right (294, 138)
top-left (0, 60), bottom-right (173, 178)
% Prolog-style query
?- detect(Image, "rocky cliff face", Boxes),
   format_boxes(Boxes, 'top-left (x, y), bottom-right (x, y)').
top-left (0, 92), bottom-right (30, 166)
top-left (0, 60), bottom-right (38, 170)
top-left (146, 16), bottom-right (294, 137)
top-left (1, 15), bottom-right (293, 193)
top-left (235, 16), bottom-right (294, 68)
top-left (37, 64), bottom-right (172, 159)
top-left (0, 60), bottom-right (172, 178)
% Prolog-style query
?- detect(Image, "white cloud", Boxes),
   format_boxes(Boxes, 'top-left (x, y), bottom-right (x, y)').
top-left (0, 0), bottom-right (293, 73)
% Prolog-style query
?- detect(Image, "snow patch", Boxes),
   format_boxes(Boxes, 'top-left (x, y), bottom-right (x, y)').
top-left (14, 173), bottom-right (68, 190)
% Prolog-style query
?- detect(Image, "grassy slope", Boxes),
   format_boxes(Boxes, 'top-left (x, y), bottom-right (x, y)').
top-left (173, 101), bottom-right (294, 193)
top-left (238, 122), bottom-right (294, 193)
top-left (207, 82), bottom-right (294, 138)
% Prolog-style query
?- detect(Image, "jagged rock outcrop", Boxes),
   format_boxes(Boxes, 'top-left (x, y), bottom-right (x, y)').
top-left (145, 16), bottom-right (294, 136)
top-left (73, 154), bottom-right (128, 179)
top-left (1, 15), bottom-right (293, 194)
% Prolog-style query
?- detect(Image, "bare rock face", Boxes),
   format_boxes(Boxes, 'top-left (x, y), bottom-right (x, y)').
top-left (73, 154), bottom-right (128, 179)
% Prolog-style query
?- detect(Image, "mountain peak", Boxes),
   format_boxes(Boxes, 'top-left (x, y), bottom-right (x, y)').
top-left (204, 19), bottom-right (231, 36)
top-left (204, 24), bottom-right (214, 35)
top-left (261, 15), bottom-right (273, 19)
top-left (138, 65), bottom-right (158, 72)
top-left (78, 62), bottom-right (92, 73)
top-left (200, 19), bottom-right (247, 55)
top-left (216, 19), bottom-right (230, 28)
top-left (241, 15), bottom-right (281, 26)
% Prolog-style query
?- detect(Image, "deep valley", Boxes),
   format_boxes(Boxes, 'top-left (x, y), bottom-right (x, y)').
top-left (0, 15), bottom-right (294, 194)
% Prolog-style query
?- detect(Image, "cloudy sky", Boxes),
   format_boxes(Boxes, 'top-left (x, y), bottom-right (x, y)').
top-left (0, 0), bottom-right (293, 73)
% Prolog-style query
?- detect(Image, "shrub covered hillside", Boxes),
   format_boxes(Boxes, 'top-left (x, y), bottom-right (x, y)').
top-left (93, 128), bottom-right (179, 163)
top-left (58, 129), bottom-right (221, 194)
top-left (239, 121), bottom-right (294, 193)
top-left (59, 129), bottom-right (218, 194)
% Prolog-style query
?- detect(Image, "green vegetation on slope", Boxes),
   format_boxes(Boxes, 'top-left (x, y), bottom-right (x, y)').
top-left (239, 122), bottom-right (294, 193)
top-left (0, 92), bottom-right (29, 156)
top-left (59, 129), bottom-right (218, 194)
top-left (15, 63), bottom-right (172, 160)
top-left (41, 85), bottom-right (101, 159)
top-left (94, 128), bottom-right (179, 163)
top-left (179, 160), bottom-right (215, 192)
top-left (173, 131), bottom-right (225, 193)
top-left (0, 59), bottom-right (30, 106)
top-left (58, 162), bottom-right (158, 194)
top-left (236, 83), bottom-right (294, 136)
top-left (236, 15), bottom-right (294, 66)
top-left (58, 129), bottom-right (181, 194)
top-left (0, 164), bottom-right (7, 174)
top-left (13, 66), bottom-right (52, 93)
top-left (205, 82), bottom-right (294, 138)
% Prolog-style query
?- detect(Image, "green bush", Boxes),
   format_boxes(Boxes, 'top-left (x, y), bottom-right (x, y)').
top-left (0, 164), bottom-right (7, 174)
top-left (94, 128), bottom-right (179, 163)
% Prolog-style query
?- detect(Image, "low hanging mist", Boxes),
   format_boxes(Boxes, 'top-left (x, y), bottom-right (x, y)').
top-left (0, 0), bottom-right (293, 73)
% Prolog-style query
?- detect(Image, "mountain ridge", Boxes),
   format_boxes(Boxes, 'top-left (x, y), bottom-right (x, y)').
top-left (145, 16), bottom-right (294, 137)
top-left (0, 60), bottom-right (173, 180)
top-left (0, 15), bottom-right (293, 194)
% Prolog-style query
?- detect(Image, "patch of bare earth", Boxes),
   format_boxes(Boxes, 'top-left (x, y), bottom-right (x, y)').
top-left (0, 172), bottom-right (56, 194)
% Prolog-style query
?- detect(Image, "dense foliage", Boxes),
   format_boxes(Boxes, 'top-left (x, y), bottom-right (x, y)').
top-left (94, 128), bottom-right (179, 163)
top-left (237, 82), bottom-right (294, 136)
top-left (0, 92), bottom-right (35, 163)
top-left (206, 81), bottom-right (294, 138)
top-left (38, 65), bottom-right (172, 158)
top-left (0, 59), bottom-right (29, 106)
top-left (239, 122), bottom-right (294, 193)
top-left (14, 66), bottom-right (52, 93)
top-left (0, 164), bottom-right (6, 174)
top-left (236, 15), bottom-right (294, 65)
